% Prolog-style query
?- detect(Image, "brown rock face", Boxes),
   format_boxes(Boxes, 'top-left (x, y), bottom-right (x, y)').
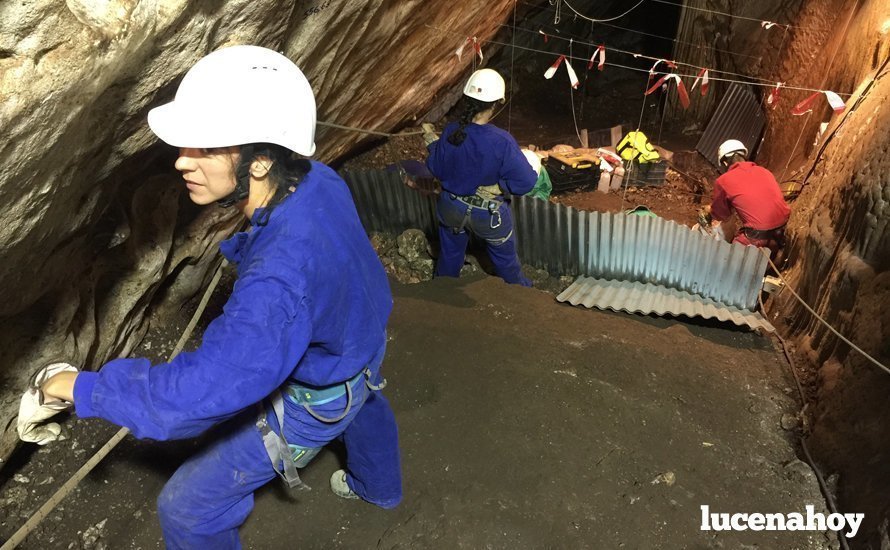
top-left (759, 0), bottom-right (890, 545)
top-left (0, 0), bottom-right (515, 462)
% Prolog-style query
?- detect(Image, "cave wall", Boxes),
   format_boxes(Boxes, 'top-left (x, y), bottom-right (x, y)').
top-left (761, 1), bottom-right (890, 548)
top-left (0, 0), bottom-right (517, 464)
top-left (668, 0), bottom-right (806, 131)
top-left (670, 1), bottom-right (890, 546)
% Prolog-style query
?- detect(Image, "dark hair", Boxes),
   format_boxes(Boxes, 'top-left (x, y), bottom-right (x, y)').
top-left (233, 143), bottom-right (311, 225)
top-left (447, 97), bottom-right (497, 146)
top-left (722, 152), bottom-right (747, 167)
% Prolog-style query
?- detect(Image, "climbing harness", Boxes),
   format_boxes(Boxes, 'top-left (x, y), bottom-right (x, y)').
top-left (256, 367), bottom-right (387, 489)
top-left (449, 193), bottom-right (504, 231)
top-left (256, 390), bottom-right (307, 490)
top-left (487, 201), bottom-right (502, 229)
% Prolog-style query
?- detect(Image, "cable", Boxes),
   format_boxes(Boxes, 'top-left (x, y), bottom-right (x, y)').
top-left (561, 0), bottom-right (645, 23)
top-left (761, 250), bottom-right (890, 376)
top-left (517, 0), bottom-right (831, 53)
top-left (503, 21), bottom-right (781, 86)
top-left (779, 111), bottom-right (811, 182)
top-left (761, 294), bottom-right (851, 550)
top-left (594, 19), bottom-right (761, 61)
top-left (648, 0), bottom-right (791, 29)
top-left (520, 0), bottom-right (762, 61)
top-left (568, 40), bottom-right (584, 146)
top-left (509, 0), bottom-right (517, 133)
top-left (317, 120), bottom-right (424, 137)
top-left (422, 25), bottom-right (852, 97)
top-left (0, 252), bottom-right (235, 550)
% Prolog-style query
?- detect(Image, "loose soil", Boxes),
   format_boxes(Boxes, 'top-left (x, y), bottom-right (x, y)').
top-left (0, 272), bottom-right (838, 549)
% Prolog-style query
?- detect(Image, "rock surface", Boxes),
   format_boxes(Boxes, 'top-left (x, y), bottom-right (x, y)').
top-left (0, 0), bottom-right (518, 464)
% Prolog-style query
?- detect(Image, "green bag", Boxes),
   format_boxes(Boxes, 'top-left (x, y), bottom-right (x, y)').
top-left (526, 166), bottom-right (553, 200)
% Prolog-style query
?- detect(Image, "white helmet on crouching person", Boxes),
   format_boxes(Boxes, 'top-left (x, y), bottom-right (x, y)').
top-left (716, 139), bottom-right (748, 166)
top-left (148, 45), bottom-right (317, 207)
top-left (463, 68), bottom-right (506, 103)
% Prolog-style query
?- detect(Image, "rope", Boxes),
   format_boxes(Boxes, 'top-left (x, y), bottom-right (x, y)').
top-left (593, 19), bottom-right (761, 61)
top-left (520, 0), bottom-right (761, 61)
top-left (316, 120), bottom-right (425, 137)
top-left (508, 0), bottom-right (517, 133)
top-left (761, 250), bottom-right (890, 376)
top-left (621, 57), bottom-right (656, 212)
top-left (779, 111), bottom-right (811, 182)
top-left (760, 294), bottom-right (852, 550)
top-left (561, 0), bottom-right (645, 23)
top-left (1, 252), bottom-right (234, 550)
top-left (648, 0), bottom-right (792, 29)
top-left (503, 21), bottom-right (782, 86)
top-left (472, 33), bottom-right (851, 96)
top-left (517, 0), bottom-right (831, 54)
top-left (568, 40), bottom-right (584, 146)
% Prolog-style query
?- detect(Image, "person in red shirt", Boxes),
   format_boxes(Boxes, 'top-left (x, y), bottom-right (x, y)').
top-left (710, 139), bottom-right (791, 260)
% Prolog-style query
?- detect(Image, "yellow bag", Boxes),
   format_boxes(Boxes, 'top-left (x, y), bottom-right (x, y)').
top-left (617, 131), bottom-right (660, 163)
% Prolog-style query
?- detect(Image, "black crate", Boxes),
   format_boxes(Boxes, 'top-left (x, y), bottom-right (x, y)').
top-left (546, 158), bottom-right (600, 193)
top-left (622, 159), bottom-right (666, 186)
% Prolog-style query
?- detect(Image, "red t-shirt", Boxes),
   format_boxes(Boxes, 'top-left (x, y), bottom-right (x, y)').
top-left (711, 162), bottom-right (791, 230)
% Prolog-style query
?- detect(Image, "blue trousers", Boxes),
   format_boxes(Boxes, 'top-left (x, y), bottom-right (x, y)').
top-left (157, 369), bottom-right (402, 549)
top-left (435, 194), bottom-right (532, 286)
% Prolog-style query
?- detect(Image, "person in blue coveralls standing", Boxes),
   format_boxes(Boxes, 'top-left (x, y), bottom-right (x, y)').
top-left (426, 68), bottom-right (537, 286)
top-left (17, 46), bottom-right (401, 549)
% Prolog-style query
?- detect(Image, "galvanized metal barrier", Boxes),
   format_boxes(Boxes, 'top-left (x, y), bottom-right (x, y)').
top-left (342, 169), bottom-right (438, 238)
top-left (341, 170), bottom-right (768, 311)
top-left (696, 83), bottom-right (766, 167)
top-left (512, 195), bottom-right (768, 310)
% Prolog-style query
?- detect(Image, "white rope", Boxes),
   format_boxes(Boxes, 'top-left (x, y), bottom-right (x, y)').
top-left (648, 0), bottom-right (792, 29)
top-left (508, 0), bottom-right (517, 133)
top-left (763, 250), bottom-right (890, 376)
top-left (567, 40), bottom-right (583, 146)
top-left (1, 253), bottom-right (235, 550)
top-left (317, 120), bottom-right (425, 137)
top-left (502, 22), bottom-right (781, 86)
top-left (521, 0), bottom-right (761, 61)
top-left (561, 0), bottom-right (645, 23)
top-left (422, 25), bottom-right (853, 97)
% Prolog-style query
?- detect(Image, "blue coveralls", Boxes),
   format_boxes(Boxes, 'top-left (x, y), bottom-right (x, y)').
top-left (426, 122), bottom-right (537, 286)
top-left (72, 161), bottom-right (402, 549)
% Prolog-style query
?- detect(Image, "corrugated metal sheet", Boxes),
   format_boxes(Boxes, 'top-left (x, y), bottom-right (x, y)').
top-left (342, 170), bottom-right (437, 237)
top-left (339, 170), bottom-right (768, 311)
top-left (557, 277), bottom-right (776, 332)
top-left (696, 83), bottom-right (766, 167)
top-left (512, 195), bottom-right (768, 310)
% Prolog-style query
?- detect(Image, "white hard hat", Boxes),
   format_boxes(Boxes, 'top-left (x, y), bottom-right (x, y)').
top-left (148, 45), bottom-right (316, 156)
top-left (717, 139), bottom-right (748, 164)
top-left (463, 68), bottom-right (506, 102)
top-left (521, 149), bottom-right (542, 175)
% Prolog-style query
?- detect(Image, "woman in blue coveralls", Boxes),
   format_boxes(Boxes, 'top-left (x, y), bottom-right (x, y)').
top-left (426, 68), bottom-right (537, 286)
top-left (21, 46), bottom-right (401, 549)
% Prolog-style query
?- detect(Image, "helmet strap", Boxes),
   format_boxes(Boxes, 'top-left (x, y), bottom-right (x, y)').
top-left (216, 145), bottom-right (254, 208)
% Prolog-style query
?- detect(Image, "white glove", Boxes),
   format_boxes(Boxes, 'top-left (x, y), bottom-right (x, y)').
top-left (17, 362), bottom-right (79, 445)
top-left (421, 123), bottom-right (439, 146)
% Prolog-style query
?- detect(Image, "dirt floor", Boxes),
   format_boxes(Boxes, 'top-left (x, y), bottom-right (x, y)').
top-left (0, 271), bottom-right (841, 549)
